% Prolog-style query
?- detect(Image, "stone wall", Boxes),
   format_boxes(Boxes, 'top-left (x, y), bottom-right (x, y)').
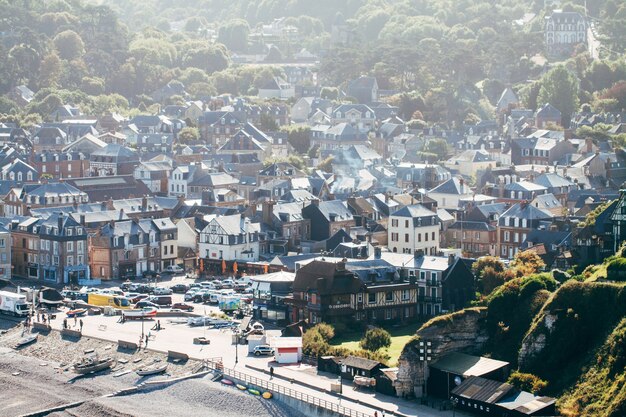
top-left (394, 307), bottom-right (488, 398)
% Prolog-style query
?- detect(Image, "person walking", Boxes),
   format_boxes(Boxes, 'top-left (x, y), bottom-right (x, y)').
top-left (63, 318), bottom-right (67, 329)
top-left (79, 319), bottom-right (83, 332)
top-left (269, 366), bottom-right (274, 380)
top-left (74, 315), bottom-right (77, 327)
top-left (145, 334), bottom-right (149, 348)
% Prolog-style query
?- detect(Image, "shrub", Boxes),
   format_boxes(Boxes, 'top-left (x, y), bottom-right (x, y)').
top-left (313, 323), bottom-right (335, 342)
top-left (508, 371), bottom-right (548, 394)
top-left (607, 259), bottom-right (626, 281)
top-left (360, 327), bottom-right (391, 352)
top-left (302, 328), bottom-right (330, 357)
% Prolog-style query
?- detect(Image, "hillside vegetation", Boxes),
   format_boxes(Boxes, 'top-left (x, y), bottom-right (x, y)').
top-left (403, 250), bottom-right (626, 416)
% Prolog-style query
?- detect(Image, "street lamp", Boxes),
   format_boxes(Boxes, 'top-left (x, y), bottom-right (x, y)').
top-left (234, 330), bottom-right (239, 367)
top-left (419, 340), bottom-right (432, 398)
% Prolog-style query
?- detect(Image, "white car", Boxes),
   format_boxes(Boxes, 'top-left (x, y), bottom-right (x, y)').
top-left (164, 265), bottom-right (184, 274)
top-left (153, 287), bottom-right (173, 295)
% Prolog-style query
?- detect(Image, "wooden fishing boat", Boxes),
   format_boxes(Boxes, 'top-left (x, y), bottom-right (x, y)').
top-left (262, 392), bottom-right (273, 399)
top-left (236, 384), bottom-right (247, 390)
top-left (221, 379), bottom-right (234, 386)
top-left (136, 363), bottom-right (167, 376)
top-left (15, 334), bottom-right (38, 348)
top-left (66, 308), bottom-right (87, 318)
top-left (248, 388), bottom-right (261, 396)
top-left (353, 376), bottom-right (376, 389)
top-left (122, 307), bottom-right (157, 319)
top-left (73, 357), bottom-right (115, 374)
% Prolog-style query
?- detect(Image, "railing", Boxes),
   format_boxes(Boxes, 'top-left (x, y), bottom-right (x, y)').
top-left (203, 358), bottom-right (370, 417)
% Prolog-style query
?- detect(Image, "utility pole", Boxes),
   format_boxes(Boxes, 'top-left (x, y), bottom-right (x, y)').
top-left (419, 340), bottom-right (433, 398)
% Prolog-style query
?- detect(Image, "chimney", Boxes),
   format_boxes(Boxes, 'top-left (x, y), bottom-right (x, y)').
top-left (585, 137), bottom-right (593, 153)
top-left (142, 195), bottom-right (148, 211)
top-left (262, 200), bottom-right (275, 225)
top-left (80, 214), bottom-right (85, 225)
top-left (119, 208), bottom-right (125, 220)
top-left (311, 198), bottom-right (319, 206)
top-left (414, 249), bottom-right (424, 259)
top-left (58, 212), bottom-right (64, 230)
top-left (448, 253), bottom-right (456, 266)
top-left (336, 258), bottom-right (347, 271)
top-left (374, 246), bottom-right (382, 259)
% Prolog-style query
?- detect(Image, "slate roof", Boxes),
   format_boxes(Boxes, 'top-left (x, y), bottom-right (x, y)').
top-left (313, 200), bottom-right (353, 222)
top-left (536, 103), bottom-right (561, 118)
top-left (534, 172), bottom-right (575, 188)
top-left (504, 180), bottom-right (547, 193)
top-left (391, 204), bottom-right (438, 219)
top-left (91, 144), bottom-right (138, 160)
top-left (429, 178), bottom-right (471, 195)
top-left (499, 203), bottom-right (553, 224)
top-left (292, 260), bottom-right (363, 295)
top-left (341, 355), bottom-right (381, 370)
top-left (448, 221), bottom-right (495, 231)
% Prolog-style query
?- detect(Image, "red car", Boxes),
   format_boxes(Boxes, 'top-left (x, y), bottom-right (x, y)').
top-left (128, 293), bottom-right (148, 303)
top-left (171, 302), bottom-right (194, 312)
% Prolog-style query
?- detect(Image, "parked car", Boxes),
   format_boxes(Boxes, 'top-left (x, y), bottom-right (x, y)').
top-left (127, 293), bottom-right (148, 303)
top-left (171, 302), bottom-right (194, 312)
top-left (253, 345), bottom-right (274, 356)
top-left (220, 279), bottom-right (235, 289)
top-left (184, 290), bottom-right (198, 301)
top-left (153, 287), bottom-right (173, 295)
top-left (163, 265), bottom-right (184, 274)
top-left (142, 271), bottom-right (159, 279)
top-left (120, 281), bottom-right (133, 292)
top-left (189, 283), bottom-right (202, 289)
top-left (171, 284), bottom-right (189, 293)
top-left (147, 295), bottom-right (172, 306)
top-left (134, 301), bottom-right (160, 309)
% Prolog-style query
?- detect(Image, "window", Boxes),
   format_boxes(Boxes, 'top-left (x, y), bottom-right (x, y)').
top-left (391, 233), bottom-right (398, 242)
top-left (391, 219), bottom-right (398, 227)
top-left (0, 239), bottom-right (4, 248)
top-left (432, 232), bottom-right (435, 240)
top-left (368, 293), bottom-right (376, 303)
top-left (385, 291), bottom-right (393, 301)
top-left (357, 293), bottom-right (363, 303)
top-left (420, 271), bottom-right (426, 280)
top-left (431, 272), bottom-right (437, 282)
top-left (418, 233), bottom-right (421, 242)
top-left (402, 290), bottom-right (410, 301)
top-left (67, 228), bottom-right (73, 236)
top-left (425, 233), bottom-right (429, 242)
top-left (504, 231), bottom-right (510, 242)
top-left (67, 256), bottom-right (73, 266)
top-left (67, 241), bottom-right (73, 251)
top-left (385, 309), bottom-right (392, 319)
top-left (405, 220), bottom-right (409, 228)
top-left (405, 234), bottom-right (409, 243)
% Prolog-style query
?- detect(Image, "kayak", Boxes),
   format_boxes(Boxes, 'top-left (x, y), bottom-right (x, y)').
top-left (236, 384), bottom-right (247, 390)
top-left (221, 379), bottom-right (233, 386)
top-left (262, 392), bottom-right (272, 399)
top-left (67, 308), bottom-right (87, 318)
top-left (248, 388), bottom-right (260, 396)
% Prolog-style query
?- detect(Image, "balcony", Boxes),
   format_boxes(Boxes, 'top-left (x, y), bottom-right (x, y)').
top-left (418, 296), bottom-right (442, 303)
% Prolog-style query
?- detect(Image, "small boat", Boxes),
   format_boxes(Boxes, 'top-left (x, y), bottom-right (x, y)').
top-left (122, 307), bottom-right (157, 319)
top-left (262, 392), bottom-right (273, 399)
top-left (221, 379), bottom-right (233, 386)
top-left (73, 357), bottom-right (114, 374)
top-left (248, 388), bottom-right (261, 396)
top-left (236, 384), bottom-right (247, 390)
top-left (15, 334), bottom-right (38, 348)
top-left (136, 363), bottom-right (167, 376)
top-left (67, 308), bottom-right (87, 318)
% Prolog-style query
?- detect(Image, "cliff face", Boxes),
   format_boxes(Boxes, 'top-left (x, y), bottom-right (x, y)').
top-left (395, 307), bottom-right (488, 397)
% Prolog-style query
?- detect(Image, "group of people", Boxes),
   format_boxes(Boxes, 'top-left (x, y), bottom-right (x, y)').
top-left (62, 316), bottom-right (83, 332)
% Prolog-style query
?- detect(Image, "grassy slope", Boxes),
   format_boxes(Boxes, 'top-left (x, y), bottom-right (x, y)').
top-left (558, 318), bottom-right (626, 417)
top-left (332, 322), bottom-right (423, 366)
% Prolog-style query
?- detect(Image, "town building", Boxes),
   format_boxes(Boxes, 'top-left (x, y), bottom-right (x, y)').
top-left (387, 205), bottom-right (440, 255)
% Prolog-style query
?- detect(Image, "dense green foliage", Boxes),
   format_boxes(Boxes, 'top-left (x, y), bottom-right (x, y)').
top-left (507, 371), bottom-right (548, 394)
top-left (484, 273), bottom-right (556, 364)
top-left (360, 327), bottom-right (392, 352)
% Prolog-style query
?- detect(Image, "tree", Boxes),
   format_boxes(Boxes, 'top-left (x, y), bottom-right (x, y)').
top-left (424, 138), bottom-right (449, 161)
top-left (312, 323), bottom-right (335, 342)
top-left (53, 30), bottom-right (85, 60)
top-left (481, 266), bottom-right (505, 295)
top-left (282, 125), bottom-right (311, 154)
top-left (537, 66), bottom-right (579, 126)
top-left (318, 156), bottom-right (334, 173)
top-left (507, 250), bottom-right (546, 279)
top-left (258, 113), bottom-right (278, 131)
top-left (320, 87), bottom-right (338, 100)
top-left (217, 19), bottom-right (250, 52)
top-left (0, 97), bottom-right (18, 114)
top-left (38, 53), bottom-right (62, 89)
top-left (360, 327), bottom-right (391, 352)
top-left (178, 127), bottom-right (200, 144)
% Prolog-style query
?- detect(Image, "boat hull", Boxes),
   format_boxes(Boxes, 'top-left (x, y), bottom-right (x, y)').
top-left (73, 358), bottom-right (114, 374)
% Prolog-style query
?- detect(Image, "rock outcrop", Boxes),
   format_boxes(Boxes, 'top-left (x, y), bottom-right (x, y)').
top-left (394, 307), bottom-right (488, 397)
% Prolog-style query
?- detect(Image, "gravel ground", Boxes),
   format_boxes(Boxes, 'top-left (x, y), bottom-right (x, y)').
top-left (0, 322), bottom-right (309, 417)
top-left (48, 379), bottom-right (308, 417)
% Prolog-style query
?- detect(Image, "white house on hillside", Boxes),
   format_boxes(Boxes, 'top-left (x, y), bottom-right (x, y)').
top-left (387, 204), bottom-right (440, 255)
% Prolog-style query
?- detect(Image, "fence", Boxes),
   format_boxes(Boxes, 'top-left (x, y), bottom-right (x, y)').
top-left (203, 358), bottom-right (371, 417)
